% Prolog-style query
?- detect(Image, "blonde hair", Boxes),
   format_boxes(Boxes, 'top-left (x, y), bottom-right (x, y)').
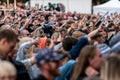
top-left (32, 27), bottom-right (44, 38)
top-left (51, 32), bottom-right (59, 42)
top-left (101, 54), bottom-right (120, 80)
top-left (72, 31), bottom-right (84, 39)
top-left (0, 61), bottom-right (16, 77)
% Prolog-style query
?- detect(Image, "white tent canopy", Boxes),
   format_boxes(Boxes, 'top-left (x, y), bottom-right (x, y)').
top-left (93, 0), bottom-right (120, 15)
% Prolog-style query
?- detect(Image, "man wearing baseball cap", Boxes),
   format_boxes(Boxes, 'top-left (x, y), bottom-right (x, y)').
top-left (34, 48), bottom-right (65, 80)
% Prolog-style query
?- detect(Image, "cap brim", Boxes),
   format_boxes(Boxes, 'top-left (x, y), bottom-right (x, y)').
top-left (53, 53), bottom-right (67, 61)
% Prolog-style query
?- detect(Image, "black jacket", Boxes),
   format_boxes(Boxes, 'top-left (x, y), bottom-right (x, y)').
top-left (34, 75), bottom-right (47, 80)
top-left (9, 57), bottom-right (31, 80)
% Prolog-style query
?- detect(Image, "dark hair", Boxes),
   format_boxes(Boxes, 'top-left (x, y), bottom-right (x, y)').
top-left (0, 29), bottom-right (17, 42)
top-left (62, 37), bottom-right (78, 51)
top-left (92, 32), bottom-right (102, 40)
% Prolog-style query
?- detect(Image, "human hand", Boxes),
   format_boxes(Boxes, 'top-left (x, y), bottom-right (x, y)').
top-left (85, 66), bottom-right (99, 77)
top-left (71, 23), bottom-right (77, 29)
top-left (30, 56), bottom-right (36, 65)
top-left (48, 39), bottom-right (54, 49)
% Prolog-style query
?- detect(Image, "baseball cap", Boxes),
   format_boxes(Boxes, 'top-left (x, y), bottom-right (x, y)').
top-left (35, 48), bottom-right (66, 66)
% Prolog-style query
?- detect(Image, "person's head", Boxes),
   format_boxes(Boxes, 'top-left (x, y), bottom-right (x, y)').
top-left (71, 45), bottom-right (103, 80)
top-left (0, 29), bottom-right (18, 59)
top-left (62, 37), bottom-right (78, 51)
top-left (0, 61), bottom-right (16, 80)
top-left (39, 14), bottom-right (45, 22)
top-left (33, 19), bottom-right (39, 26)
top-left (54, 25), bottom-right (61, 32)
top-left (50, 7), bottom-right (54, 11)
top-left (35, 48), bottom-right (65, 77)
top-left (101, 54), bottom-right (120, 80)
top-left (72, 31), bottom-right (84, 39)
top-left (12, 23), bottom-right (20, 36)
top-left (21, 29), bottom-right (30, 37)
top-left (32, 27), bottom-right (45, 38)
top-left (61, 29), bottom-right (67, 38)
top-left (71, 23), bottom-right (78, 30)
top-left (51, 33), bottom-right (59, 42)
top-left (92, 32), bottom-right (105, 44)
top-left (8, 43), bottom-right (19, 60)
top-left (9, 16), bottom-right (14, 23)
top-left (21, 20), bottom-right (26, 27)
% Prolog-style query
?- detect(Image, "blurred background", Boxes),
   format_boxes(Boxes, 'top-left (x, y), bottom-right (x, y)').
top-left (0, 0), bottom-right (111, 4)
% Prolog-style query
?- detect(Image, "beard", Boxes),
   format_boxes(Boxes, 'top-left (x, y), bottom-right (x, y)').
top-left (48, 63), bottom-right (61, 77)
top-left (49, 68), bottom-right (61, 77)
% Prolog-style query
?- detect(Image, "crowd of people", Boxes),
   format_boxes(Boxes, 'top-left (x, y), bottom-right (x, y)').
top-left (0, 1), bottom-right (120, 80)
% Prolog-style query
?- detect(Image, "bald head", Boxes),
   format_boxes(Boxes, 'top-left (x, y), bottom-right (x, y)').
top-left (21, 29), bottom-right (30, 37)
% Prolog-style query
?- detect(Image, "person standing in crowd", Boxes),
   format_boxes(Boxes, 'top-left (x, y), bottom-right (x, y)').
top-left (0, 29), bottom-right (17, 60)
top-left (71, 45), bottom-right (103, 80)
top-left (56, 27), bottom-right (102, 80)
top-left (0, 29), bottom-right (30, 80)
top-left (34, 48), bottom-right (65, 80)
top-left (101, 54), bottom-right (120, 80)
top-left (20, 29), bottom-right (30, 37)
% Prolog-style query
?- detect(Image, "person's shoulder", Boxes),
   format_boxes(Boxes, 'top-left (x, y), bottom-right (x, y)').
top-left (10, 59), bottom-right (25, 67)
top-left (9, 59), bottom-right (29, 74)
top-left (67, 60), bottom-right (76, 65)
top-left (59, 60), bottom-right (76, 70)
top-left (9, 59), bottom-right (31, 80)
top-left (11, 60), bottom-right (27, 73)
